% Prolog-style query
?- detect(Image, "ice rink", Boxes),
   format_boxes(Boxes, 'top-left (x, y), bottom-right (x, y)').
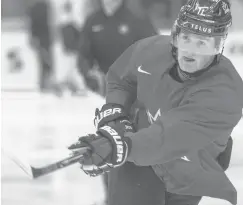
top-left (1, 30), bottom-right (243, 205)
top-left (1, 92), bottom-right (107, 205)
top-left (1, 91), bottom-right (243, 205)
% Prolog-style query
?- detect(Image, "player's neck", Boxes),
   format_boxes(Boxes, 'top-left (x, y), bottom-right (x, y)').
top-left (177, 59), bottom-right (215, 81)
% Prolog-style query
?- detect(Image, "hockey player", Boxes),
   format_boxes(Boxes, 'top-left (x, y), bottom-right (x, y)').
top-left (69, 0), bottom-right (243, 205)
top-left (77, 0), bottom-right (157, 96)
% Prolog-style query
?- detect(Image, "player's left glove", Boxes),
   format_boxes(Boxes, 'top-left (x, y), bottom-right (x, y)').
top-left (68, 123), bottom-right (132, 177)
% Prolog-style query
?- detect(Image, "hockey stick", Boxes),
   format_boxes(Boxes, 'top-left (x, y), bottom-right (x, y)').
top-left (29, 152), bottom-right (86, 179)
top-left (2, 147), bottom-right (87, 179)
top-left (2, 137), bottom-right (109, 179)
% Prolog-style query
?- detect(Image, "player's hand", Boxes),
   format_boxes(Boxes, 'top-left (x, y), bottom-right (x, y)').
top-left (68, 123), bottom-right (132, 177)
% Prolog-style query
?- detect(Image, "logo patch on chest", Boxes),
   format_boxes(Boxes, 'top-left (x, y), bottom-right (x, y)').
top-left (146, 109), bottom-right (161, 124)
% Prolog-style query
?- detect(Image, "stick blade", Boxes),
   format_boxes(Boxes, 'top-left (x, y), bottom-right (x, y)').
top-left (2, 147), bottom-right (34, 179)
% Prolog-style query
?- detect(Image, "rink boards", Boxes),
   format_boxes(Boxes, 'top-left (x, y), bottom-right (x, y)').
top-left (1, 30), bottom-right (243, 91)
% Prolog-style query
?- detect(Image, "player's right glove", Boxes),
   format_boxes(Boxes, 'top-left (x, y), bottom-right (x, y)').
top-left (68, 103), bottom-right (135, 177)
top-left (68, 123), bottom-right (132, 177)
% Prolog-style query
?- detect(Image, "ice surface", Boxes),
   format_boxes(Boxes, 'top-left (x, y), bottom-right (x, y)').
top-left (1, 91), bottom-right (243, 205)
top-left (1, 92), bottom-right (106, 205)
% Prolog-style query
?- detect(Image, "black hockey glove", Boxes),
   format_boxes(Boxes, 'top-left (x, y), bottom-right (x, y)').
top-left (94, 103), bottom-right (135, 133)
top-left (68, 123), bottom-right (132, 177)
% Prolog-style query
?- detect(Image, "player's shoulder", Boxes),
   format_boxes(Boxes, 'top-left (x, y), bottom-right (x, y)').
top-left (195, 55), bottom-right (242, 85)
top-left (193, 55), bottom-right (243, 105)
top-left (132, 35), bottom-right (171, 60)
top-left (213, 55), bottom-right (242, 84)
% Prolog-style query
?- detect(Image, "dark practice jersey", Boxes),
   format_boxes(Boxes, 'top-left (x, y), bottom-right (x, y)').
top-left (106, 35), bottom-right (243, 204)
top-left (77, 4), bottom-right (156, 74)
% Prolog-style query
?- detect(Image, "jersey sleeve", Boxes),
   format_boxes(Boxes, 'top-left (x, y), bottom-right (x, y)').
top-left (126, 85), bottom-right (243, 166)
top-left (106, 42), bottom-right (139, 112)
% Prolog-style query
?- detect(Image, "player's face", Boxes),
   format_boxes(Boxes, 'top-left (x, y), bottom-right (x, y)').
top-left (101, 0), bottom-right (123, 15)
top-left (177, 32), bottom-right (216, 73)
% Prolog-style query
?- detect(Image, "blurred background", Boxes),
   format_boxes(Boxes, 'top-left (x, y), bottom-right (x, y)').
top-left (1, 0), bottom-right (243, 205)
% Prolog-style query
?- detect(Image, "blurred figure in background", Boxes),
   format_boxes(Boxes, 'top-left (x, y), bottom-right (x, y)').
top-left (27, 0), bottom-right (55, 93)
top-left (55, 0), bottom-right (86, 96)
top-left (141, 0), bottom-right (171, 34)
top-left (77, 0), bottom-right (157, 97)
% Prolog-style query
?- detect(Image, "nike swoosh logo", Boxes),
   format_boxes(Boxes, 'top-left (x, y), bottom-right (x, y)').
top-left (181, 156), bottom-right (190, 162)
top-left (138, 66), bottom-right (151, 75)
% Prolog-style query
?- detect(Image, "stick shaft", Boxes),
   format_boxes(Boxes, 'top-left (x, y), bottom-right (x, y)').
top-left (32, 137), bottom-right (110, 178)
top-left (32, 152), bottom-right (85, 178)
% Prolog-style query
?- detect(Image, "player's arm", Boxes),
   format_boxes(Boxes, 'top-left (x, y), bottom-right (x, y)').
top-left (68, 42), bottom-right (140, 176)
top-left (126, 85), bottom-right (243, 166)
top-left (106, 42), bottom-right (139, 111)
